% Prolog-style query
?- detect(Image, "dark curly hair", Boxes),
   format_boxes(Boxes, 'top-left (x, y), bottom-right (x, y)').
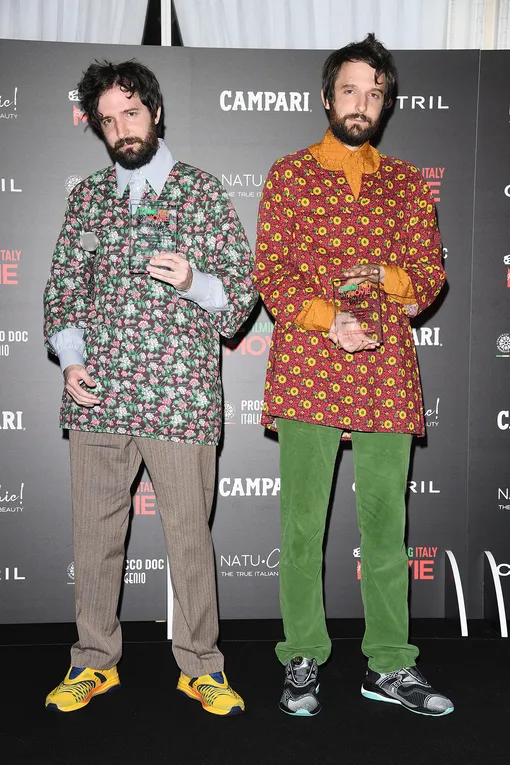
top-left (322, 33), bottom-right (397, 110)
top-left (77, 59), bottom-right (163, 135)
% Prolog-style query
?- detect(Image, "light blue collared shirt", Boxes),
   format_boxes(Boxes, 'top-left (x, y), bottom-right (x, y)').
top-left (116, 138), bottom-right (175, 200)
top-left (50, 139), bottom-right (229, 372)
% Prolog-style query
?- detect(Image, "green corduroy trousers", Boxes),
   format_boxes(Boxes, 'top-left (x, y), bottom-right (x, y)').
top-left (276, 417), bottom-right (419, 673)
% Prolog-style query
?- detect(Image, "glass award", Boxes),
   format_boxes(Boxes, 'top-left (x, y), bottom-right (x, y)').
top-left (332, 276), bottom-right (383, 346)
top-left (129, 199), bottom-right (177, 274)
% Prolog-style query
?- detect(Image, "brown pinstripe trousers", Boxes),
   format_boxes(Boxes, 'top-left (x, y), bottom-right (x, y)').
top-left (68, 430), bottom-right (224, 677)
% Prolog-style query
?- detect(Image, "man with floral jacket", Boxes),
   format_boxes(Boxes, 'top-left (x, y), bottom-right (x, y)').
top-left (44, 60), bottom-right (257, 715)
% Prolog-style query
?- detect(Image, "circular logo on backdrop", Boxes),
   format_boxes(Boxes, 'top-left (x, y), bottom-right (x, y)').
top-left (67, 561), bottom-right (75, 581)
top-left (496, 333), bottom-right (510, 353)
top-left (65, 175), bottom-right (83, 195)
top-left (224, 400), bottom-right (236, 422)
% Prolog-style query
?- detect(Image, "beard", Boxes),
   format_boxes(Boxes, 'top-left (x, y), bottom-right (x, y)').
top-left (107, 121), bottom-right (159, 170)
top-left (328, 110), bottom-right (381, 147)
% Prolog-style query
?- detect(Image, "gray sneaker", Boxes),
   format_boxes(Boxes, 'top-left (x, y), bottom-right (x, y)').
top-left (361, 666), bottom-right (454, 716)
top-left (279, 657), bottom-right (321, 716)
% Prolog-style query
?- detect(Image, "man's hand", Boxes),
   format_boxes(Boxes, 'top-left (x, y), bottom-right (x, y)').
top-left (64, 364), bottom-right (100, 407)
top-left (342, 263), bottom-right (385, 286)
top-left (328, 312), bottom-right (379, 352)
top-left (147, 252), bottom-right (193, 291)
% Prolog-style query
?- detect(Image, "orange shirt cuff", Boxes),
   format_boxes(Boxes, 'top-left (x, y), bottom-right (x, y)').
top-left (382, 266), bottom-right (416, 305)
top-left (296, 298), bottom-right (335, 331)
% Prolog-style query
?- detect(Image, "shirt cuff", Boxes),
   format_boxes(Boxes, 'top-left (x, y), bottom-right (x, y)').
top-left (177, 268), bottom-right (229, 312)
top-left (58, 347), bottom-right (86, 373)
top-left (48, 328), bottom-right (85, 374)
top-left (382, 265), bottom-right (416, 304)
top-left (296, 298), bottom-right (335, 331)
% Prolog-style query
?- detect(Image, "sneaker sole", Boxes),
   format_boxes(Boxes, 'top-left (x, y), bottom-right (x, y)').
top-left (278, 702), bottom-right (321, 717)
top-left (361, 686), bottom-right (454, 717)
top-left (177, 682), bottom-right (244, 716)
top-left (45, 680), bottom-right (121, 713)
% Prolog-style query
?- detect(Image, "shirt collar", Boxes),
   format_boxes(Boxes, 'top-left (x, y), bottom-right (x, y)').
top-left (116, 139), bottom-right (176, 197)
top-left (308, 129), bottom-right (380, 173)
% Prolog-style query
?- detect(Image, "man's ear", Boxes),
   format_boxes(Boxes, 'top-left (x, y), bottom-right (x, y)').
top-left (155, 105), bottom-right (162, 124)
top-left (320, 89), bottom-right (330, 110)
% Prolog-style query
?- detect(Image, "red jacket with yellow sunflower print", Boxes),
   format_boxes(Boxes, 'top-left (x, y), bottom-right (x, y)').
top-left (253, 142), bottom-right (446, 436)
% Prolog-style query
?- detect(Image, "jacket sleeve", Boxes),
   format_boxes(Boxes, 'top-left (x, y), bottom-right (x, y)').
top-left (43, 185), bottom-right (96, 353)
top-left (385, 170), bottom-right (446, 317)
top-left (201, 178), bottom-right (259, 338)
top-left (253, 160), bottom-right (330, 331)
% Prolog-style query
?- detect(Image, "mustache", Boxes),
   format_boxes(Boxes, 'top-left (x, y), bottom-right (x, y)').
top-left (344, 113), bottom-right (372, 124)
top-left (114, 136), bottom-right (143, 151)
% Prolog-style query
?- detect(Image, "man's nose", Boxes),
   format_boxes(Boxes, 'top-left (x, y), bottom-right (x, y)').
top-left (355, 94), bottom-right (368, 114)
top-left (115, 117), bottom-right (130, 141)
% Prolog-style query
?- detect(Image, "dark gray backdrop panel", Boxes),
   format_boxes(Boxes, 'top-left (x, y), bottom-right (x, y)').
top-left (0, 41), bottom-right (481, 623)
top-left (468, 51), bottom-right (510, 619)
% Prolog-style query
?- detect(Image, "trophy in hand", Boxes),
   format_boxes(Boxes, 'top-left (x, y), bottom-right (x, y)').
top-left (332, 273), bottom-right (383, 350)
top-left (129, 199), bottom-right (177, 274)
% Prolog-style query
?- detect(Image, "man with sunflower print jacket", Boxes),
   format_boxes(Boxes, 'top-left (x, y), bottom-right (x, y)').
top-left (254, 35), bottom-right (454, 718)
top-left (43, 60), bottom-right (257, 716)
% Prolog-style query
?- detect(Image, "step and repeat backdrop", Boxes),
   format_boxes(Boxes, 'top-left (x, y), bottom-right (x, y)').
top-left (0, 40), bottom-right (508, 625)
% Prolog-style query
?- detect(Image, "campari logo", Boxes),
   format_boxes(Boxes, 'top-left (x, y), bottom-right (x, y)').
top-left (0, 249), bottom-right (21, 286)
top-left (219, 477), bottom-right (280, 497)
top-left (220, 90), bottom-right (310, 112)
top-left (0, 411), bottom-right (24, 430)
top-left (355, 545), bottom-right (438, 580)
top-left (220, 548), bottom-right (280, 578)
top-left (412, 327), bottom-right (442, 346)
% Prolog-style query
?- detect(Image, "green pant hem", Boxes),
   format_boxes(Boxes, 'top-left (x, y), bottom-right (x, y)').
top-left (367, 659), bottom-right (418, 673)
top-left (275, 645), bottom-right (331, 666)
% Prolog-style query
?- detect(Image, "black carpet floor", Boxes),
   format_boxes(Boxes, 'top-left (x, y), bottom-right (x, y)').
top-left (1, 620), bottom-right (508, 765)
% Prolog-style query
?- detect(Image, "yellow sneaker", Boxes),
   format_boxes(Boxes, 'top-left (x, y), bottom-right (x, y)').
top-left (177, 671), bottom-right (245, 716)
top-left (45, 666), bottom-right (120, 712)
